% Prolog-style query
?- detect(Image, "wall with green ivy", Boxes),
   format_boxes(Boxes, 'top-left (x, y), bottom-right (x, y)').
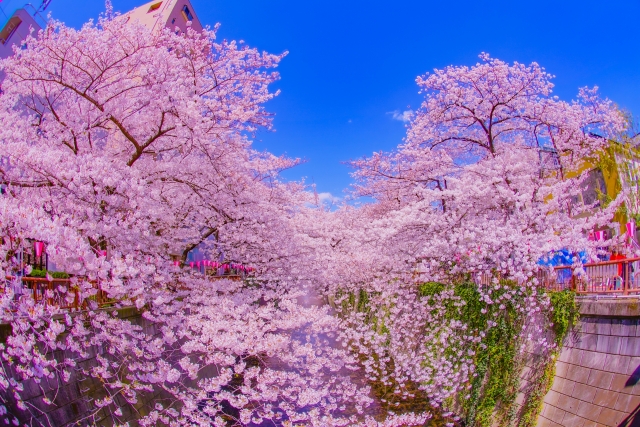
top-left (335, 282), bottom-right (640, 426)
top-left (416, 282), bottom-right (578, 427)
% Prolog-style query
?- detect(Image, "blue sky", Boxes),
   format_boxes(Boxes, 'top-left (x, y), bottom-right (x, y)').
top-left (48, 0), bottom-right (640, 199)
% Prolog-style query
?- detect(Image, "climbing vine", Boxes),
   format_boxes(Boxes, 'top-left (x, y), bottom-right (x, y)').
top-left (518, 290), bottom-right (579, 427)
top-left (334, 282), bottom-right (578, 427)
top-left (418, 280), bottom-right (525, 427)
top-left (548, 290), bottom-right (580, 347)
top-left (418, 283), bottom-right (579, 427)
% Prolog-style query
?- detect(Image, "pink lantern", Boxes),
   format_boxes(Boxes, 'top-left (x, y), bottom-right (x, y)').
top-left (34, 241), bottom-right (44, 257)
top-left (189, 262), bottom-right (194, 269)
top-left (174, 260), bottom-right (180, 267)
top-left (196, 261), bottom-right (201, 268)
top-left (627, 221), bottom-right (635, 238)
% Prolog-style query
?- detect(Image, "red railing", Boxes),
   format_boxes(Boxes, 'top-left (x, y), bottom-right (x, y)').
top-left (474, 257), bottom-right (640, 295)
top-left (3, 277), bottom-right (114, 311)
top-left (3, 271), bottom-right (249, 311)
top-left (543, 257), bottom-right (640, 295)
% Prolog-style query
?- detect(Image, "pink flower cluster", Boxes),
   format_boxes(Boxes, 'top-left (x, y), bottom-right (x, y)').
top-left (0, 11), bottom-right (626, 427)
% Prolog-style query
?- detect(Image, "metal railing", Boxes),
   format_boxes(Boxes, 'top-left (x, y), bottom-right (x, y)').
top-left (10, 257), bottom-right (640, 313)
top-left (0, 0), bottom-right (49, 32)
top-left (474, 257), bottom-right (640, 295)
top-left (544, 257), bottom-right (640, 295)
top-left (3, 277), bottom-right (114, 311)
top-left (3, 269), bottom-right (249, 311)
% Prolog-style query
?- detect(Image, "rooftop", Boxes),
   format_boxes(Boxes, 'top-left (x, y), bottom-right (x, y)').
top-left (120, 0), bottom-right (203, 34)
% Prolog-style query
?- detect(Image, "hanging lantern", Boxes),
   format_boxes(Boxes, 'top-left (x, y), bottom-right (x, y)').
top-left (34, 241), bottom-right (45, 257)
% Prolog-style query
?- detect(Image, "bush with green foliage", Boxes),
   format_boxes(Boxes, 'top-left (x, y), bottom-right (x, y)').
top-left (28, 269), bottom-right (70, 279)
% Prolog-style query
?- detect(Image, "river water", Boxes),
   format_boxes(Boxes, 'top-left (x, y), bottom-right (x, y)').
top-left (287, 287), bottom-right (462, 427)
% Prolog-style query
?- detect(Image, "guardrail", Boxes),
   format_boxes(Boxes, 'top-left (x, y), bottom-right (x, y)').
top-left (4, 277), bottom-right (114, 311)
top-left (474, 257), bottom-right (640, 295)
top-left (3, 271), bottom-right (248, 311)
top-left (544, 257), bottom-right (640, 295)
top-left (8, 258), bottom-right (639, 312)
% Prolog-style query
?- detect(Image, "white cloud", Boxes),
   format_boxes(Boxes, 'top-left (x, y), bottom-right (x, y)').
top-left (317, 192), bottom-right (341, 205)
top-left (388, 109), bottom-right (414, 123)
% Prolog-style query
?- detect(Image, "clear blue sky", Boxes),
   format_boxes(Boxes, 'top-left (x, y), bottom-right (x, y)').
top-left (48, 0), bottom-right (640, 199)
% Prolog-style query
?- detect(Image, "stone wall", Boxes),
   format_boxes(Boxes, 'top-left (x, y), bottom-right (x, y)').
top-left (1, 307), bottom-right (168, 427)
top-left (536, 298), bottom-right (640, 427)
top-left (8, 297), bottom-right (640, 426)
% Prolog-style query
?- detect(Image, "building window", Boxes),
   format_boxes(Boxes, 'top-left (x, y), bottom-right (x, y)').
top-left (148, 2), bottom-right (162, 12)
top-left (181, 5), bottom-right (194, 21)
top-left (0, 16), bottom-right (22, 45)
top-left (538, 146), bottom-right (561, 179)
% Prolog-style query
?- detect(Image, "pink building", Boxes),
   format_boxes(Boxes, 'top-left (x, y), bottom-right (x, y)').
top-left (0, 0), bottom-right (50, 59)
top-left (121, 0), bottom-right (203, 34)
top-left (1, 0), bottom-right (203, 62)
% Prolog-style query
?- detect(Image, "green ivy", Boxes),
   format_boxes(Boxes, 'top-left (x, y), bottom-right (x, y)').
top-left (418, 281), bottom-right (445, 297)
top-left (548, 290), bottom-right (579, 347)
top-left (336, 284), bottom-right (578, 427)
top-left (420, 284), bottom-right (578, 427)
top-left (443, 281), bottom-right (523, 427)
top-left (517, 290), bottom-right (578, 427)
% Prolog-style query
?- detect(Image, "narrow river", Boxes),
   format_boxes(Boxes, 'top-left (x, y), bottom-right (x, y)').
top-left (288, 287), bottom-right (462, 427)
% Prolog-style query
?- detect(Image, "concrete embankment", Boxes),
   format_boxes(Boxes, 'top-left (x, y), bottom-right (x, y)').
top-left (535, 298), bottom-right (640, 427)
top-left (1, 307), bottom-right (166, 426)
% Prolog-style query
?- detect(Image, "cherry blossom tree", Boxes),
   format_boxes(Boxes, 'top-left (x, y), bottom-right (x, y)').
top-left (0, 16), bottom-right (431, 427)
top-left (305, 54), bottom-right (626, 413)
top-left (0, 12), bottom-right (628, 426)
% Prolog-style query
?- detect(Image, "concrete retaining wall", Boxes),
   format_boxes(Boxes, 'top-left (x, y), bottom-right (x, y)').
top-left (7, 298), bottom-right (640, 426)
top-left (537, 299), bottom-right (640, 427)
top-left (1, 307), bottom-right (168, 427)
